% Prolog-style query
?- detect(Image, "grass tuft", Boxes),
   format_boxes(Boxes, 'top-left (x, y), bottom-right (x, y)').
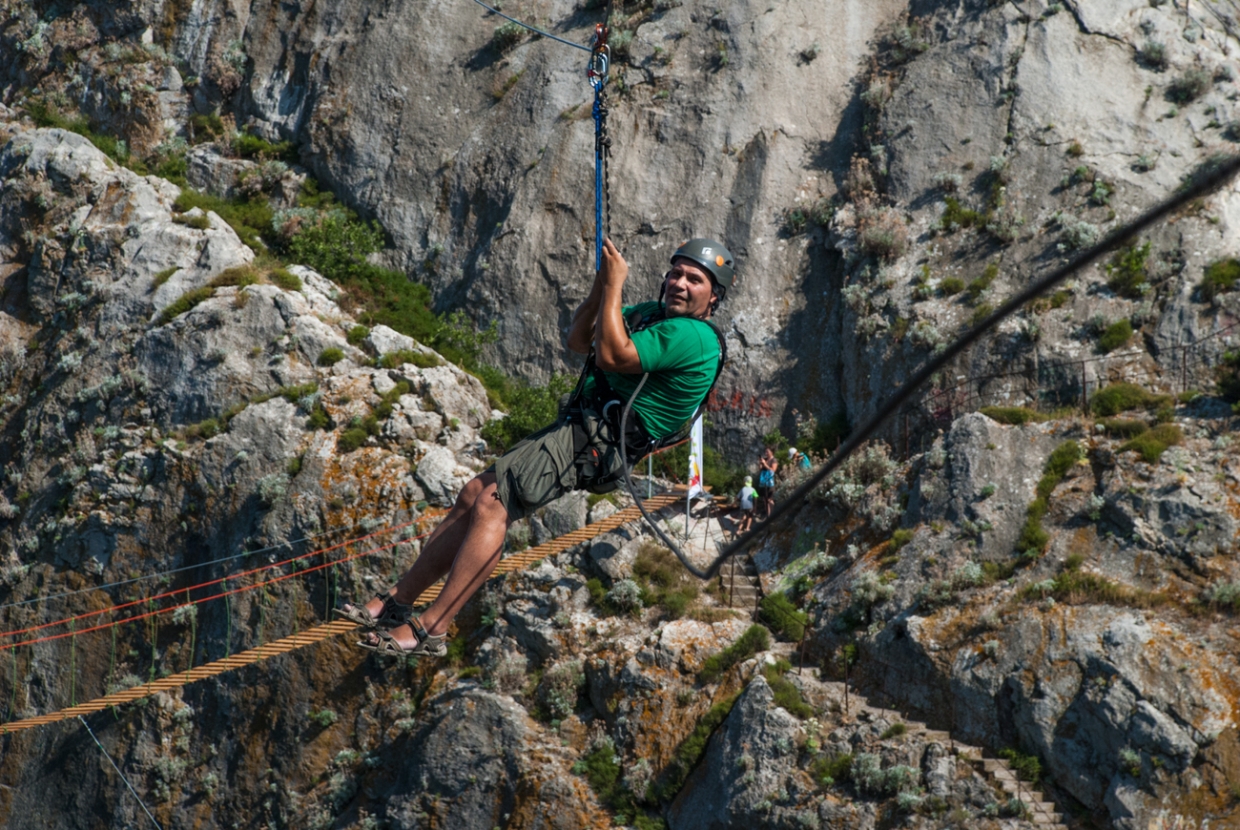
top-left (1118, 423), bottom-right (1182, 463)
top-left (1091, 383), bottom-right (1171, 417)
top-left (699, 625), bottom-right (770, 683)
top-left (758, 593), bottom-right (807, 641)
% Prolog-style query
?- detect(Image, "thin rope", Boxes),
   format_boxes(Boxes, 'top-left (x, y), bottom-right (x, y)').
top-left (78, 715), bottom-right (164, 830)
top-left (0, 521), bottom-right (362, 612)
top-left (0, 519), bottom-right (419, 641)
top-left (467, 0), bottom-right (592, 52)
top-left (69, 618), bottom-right (76, 707)
top-left (0, 533), bottom-right (420, 651)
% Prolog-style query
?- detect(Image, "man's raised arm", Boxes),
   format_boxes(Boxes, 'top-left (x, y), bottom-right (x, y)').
top-left (566, 272), bottom-right (602, 354)
top-left (593, 239), bottom-right (643, 374)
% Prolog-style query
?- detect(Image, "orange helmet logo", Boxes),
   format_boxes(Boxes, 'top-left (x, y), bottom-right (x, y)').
top-left (716, 255), bottom-right (725, 266)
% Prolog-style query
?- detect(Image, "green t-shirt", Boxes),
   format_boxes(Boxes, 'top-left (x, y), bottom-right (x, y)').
top-left (582, 301), bottom-right (721, 439)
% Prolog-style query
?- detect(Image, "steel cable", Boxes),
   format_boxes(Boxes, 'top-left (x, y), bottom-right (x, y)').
top-left (672, 155), bottom-right (1240, 580)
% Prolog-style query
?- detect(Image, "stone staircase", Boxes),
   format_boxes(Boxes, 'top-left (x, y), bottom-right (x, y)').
top-left (719, 552), bottom-right (762, 614)
top-left (783, 667), bottom-right (1068, 828)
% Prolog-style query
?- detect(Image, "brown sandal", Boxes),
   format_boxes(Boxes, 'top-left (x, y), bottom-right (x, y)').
top-left (356, 614), bottom-right (447, 658)
top-left (334, 592), bottom-right (412, 629)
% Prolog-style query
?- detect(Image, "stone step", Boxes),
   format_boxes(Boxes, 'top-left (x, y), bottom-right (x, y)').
top-left (1029, 813), bottom-right (1064, 825)
top-left (952, 743), bottom-right (983, 760)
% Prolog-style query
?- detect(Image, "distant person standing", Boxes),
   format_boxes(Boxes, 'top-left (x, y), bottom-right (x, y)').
top-left (757, 445), bottom-right (778, 519)
top-left (788, 447), bottom-right (811, 471)
top-left (737, 475), bottom-right (757, 536)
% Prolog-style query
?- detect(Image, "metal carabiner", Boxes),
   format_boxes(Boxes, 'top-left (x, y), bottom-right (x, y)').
top-left (587, 23), bottom-right (610, 90)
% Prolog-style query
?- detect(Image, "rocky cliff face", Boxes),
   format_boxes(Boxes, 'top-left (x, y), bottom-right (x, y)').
top-left (4, 1), bottom-right (1240, 828)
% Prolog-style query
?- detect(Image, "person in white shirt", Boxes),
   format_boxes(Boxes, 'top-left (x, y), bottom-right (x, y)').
top-left (737, 475), bottom-right (757, 535)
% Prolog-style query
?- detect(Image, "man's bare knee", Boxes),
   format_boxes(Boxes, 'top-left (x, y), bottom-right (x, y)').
top-left (454, 473), bottom-right (494, 512)
top-left (469, 487), bottom-right (510, 527)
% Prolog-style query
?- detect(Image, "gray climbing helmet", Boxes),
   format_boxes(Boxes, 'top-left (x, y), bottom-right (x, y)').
top-left (671, 238), bottom-right (736, 290)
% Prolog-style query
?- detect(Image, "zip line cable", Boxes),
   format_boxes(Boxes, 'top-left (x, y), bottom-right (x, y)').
top-left (467, 0), bottom-right (592, 52)
top-left (692, 154), bottom-right (1240, 579)
top-left (78, 715), bottom-right (164, 830)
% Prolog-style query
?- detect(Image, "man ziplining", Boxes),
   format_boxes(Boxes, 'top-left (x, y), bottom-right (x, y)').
top-left (337, 237), bottom-right (735, 656)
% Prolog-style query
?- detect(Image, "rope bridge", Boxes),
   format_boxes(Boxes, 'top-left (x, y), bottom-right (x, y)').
top-left (0, 491), bottom-right (684, 734)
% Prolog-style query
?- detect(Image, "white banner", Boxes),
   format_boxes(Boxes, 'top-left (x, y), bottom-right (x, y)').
top-left (687, 415), bottom-right (705, 500)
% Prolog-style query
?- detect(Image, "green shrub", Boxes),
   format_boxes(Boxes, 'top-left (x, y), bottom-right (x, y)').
top-left (979, 406), bottom-right (1048, 425)
top-left (810, 752), bottom-right (853, 787)
top-left (1098, 320), bottom-right (1134, 353)
top-left (347, 325), bottom-right (370, 346)
top-left (970, 303), bottom-right (994, 327)
top-left (173, 213), bottom-right (211, 230)
top-left (1017, 441), bottom-right (1082, 556)
top-left (967, 262), bottom-right (999, 301)
top-left (999, 748), bottom-right (1043, 782)
top-left (1091, 382), bottom-right (1171, 417)
top-left (881, 722), bottom-right (908, 739)
top-left (233, 131), bottom-right (296, 162)
top-left (1201, 258), bottom-right (1240, 301)
top-left (174, 189), bottom-right (273, 251)
top-left (940, 197), bottom-right (983, 230)
top-left (337, 427), bottom-right (368, 452)
top-left (758, 593), bottom-right (807, 641)
top-left (307, 406), bottom-right (330, 430)
top-left (699, 625), bottom-right (770, 683)
top-left (1023, 565), bottom-right (1168, 608)
top-left (654, 693), bottom-right (739, 800)
top-left (318, 347), bottom-right (345, 367)
top-left (1105, 242), bottom-right (1151, 299)
top-left (577, 737), bottom-right (623, 807)
top-left (209, 266), bottom-right (259, 289)
top-left (152, 267), bottom-right (179, 289)
top-left (189, 113), bottom-right (225, 142)
top-left (889, 528), bottom-right (914, 552)
top-left (492, 21), bottom-right (526, 51)
top-left (480, 373), bottom-right (574, 452)
top-left (1167, 68), bottom-right (1212, 104)
top-left (268, 268), bottom-right (302, 291)
top-left (939, 277), bottom-right (965, 296)
top-left (157, 286), bottom-right (214, 325)
top-left (186, 418), bottom-right (221, 441)
top-left (762, 659), bottom-right (814, 718)
top-left (379, 349), bottom-right (441, 369)
top-left (805, 411), bottom-right (850, 456)
top-left (1100, 418), bottom-right (1149, 438)
top-left (1119, 423), bottom-right (1182, 463)
top-left (633, 543), bottom-right (699, 619)
top-left (657, 442), bottom-right (747, 500)
top-left (1219, 351), bottom-right (1240, 401)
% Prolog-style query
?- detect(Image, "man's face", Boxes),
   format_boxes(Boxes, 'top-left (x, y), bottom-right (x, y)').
top-left (664, 258), bottom-right (717, 319)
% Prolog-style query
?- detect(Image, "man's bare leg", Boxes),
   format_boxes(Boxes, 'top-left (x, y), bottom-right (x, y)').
top-left (362, 473), bottom-right (511, 649)
top-left (344, 473), bottom-right (492, 621)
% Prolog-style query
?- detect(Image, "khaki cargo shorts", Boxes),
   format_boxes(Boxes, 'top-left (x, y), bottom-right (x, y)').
top-left (492, 409), bottom-right (628, 522)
